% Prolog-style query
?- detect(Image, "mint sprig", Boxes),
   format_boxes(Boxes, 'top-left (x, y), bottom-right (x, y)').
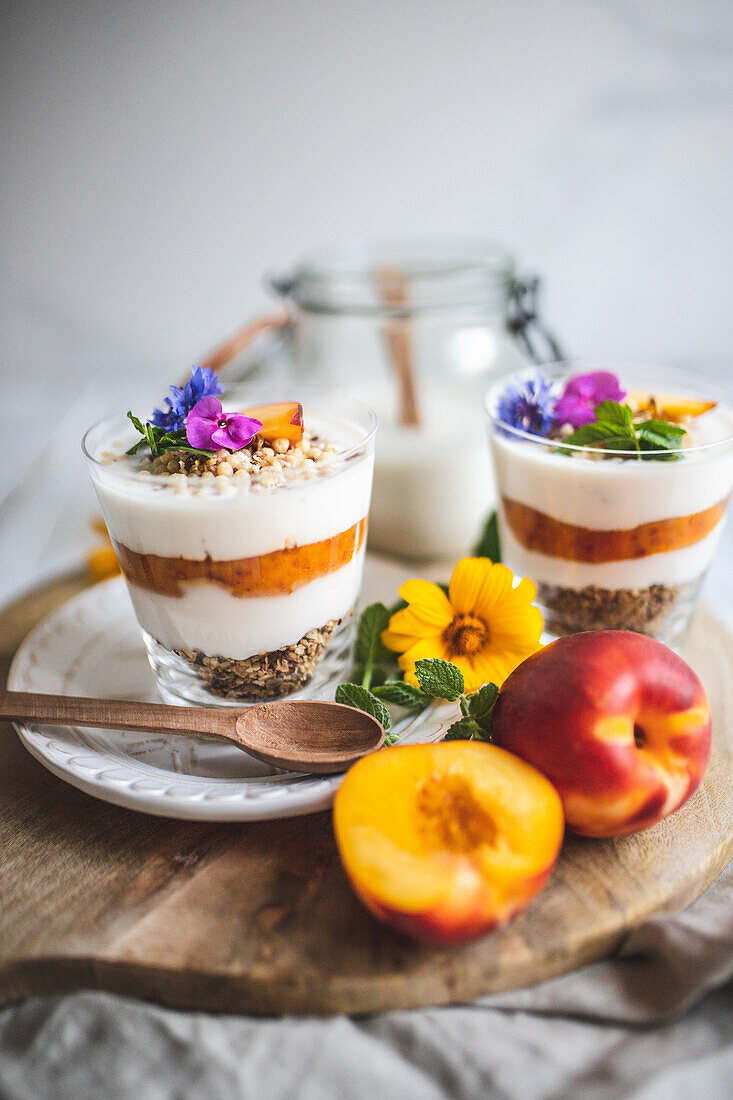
top-left (563, 401), bottom-right (686, 461)
top-left (335, 607), bottom-right (500, 748)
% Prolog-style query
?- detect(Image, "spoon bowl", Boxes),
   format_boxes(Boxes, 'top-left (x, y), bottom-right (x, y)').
top-left (0, 691), bottom-right (386, 774)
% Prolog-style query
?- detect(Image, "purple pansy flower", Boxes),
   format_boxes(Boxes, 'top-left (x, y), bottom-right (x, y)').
top-left (497, 372), bottom-right (556, 437)
top-left (554, 371), bottom-right (626, 428)
top-left (186, 397), bottom-right (262, 452)
top-left (151, 367), bottom-right (224, 431)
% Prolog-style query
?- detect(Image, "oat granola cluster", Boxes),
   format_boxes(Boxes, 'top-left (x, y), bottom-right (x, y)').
top-left (135, 431), bottom-right (339, 492)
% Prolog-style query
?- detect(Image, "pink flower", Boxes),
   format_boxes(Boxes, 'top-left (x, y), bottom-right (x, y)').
top-left (186, 397), bottom-right (262, 451)
top-left (554, 371), bottom-right (626, 428)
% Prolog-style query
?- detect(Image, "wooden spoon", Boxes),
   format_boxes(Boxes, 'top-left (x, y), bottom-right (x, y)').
top-left (0, 691), bottom-right (385, 775)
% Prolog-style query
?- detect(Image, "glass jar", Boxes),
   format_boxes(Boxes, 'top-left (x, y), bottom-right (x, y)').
top-left (216, 235), bottom-right (560, 561)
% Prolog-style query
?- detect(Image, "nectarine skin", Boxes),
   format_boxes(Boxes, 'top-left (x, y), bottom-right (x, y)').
top-left (492, 630), bottom-right (711, 838)
top-left (333, 742), bottom-right (564, 944)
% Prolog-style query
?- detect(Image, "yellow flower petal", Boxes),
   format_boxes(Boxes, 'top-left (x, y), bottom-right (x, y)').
top-left (448, 557), bottom-right (495, 616)
top-left (397, 637), bottom-right (449, 685)
top-left (471, 563), bottom-right (517, 622)
top-left (388, 607), bottom-right (449, 639)
top-left (381, 629), bottom-right (421, 653)
top-left (397, 580), bottom-right (453, 628)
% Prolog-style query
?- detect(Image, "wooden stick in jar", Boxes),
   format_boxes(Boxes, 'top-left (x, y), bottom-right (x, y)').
top-left (376, 266), bottom-right (421, 427)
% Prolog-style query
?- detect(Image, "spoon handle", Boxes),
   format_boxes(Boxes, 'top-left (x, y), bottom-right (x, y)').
top-left (0, 690), bottom-right (236, 741)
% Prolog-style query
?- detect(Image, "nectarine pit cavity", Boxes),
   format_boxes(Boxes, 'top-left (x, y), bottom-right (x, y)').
top-left (416, 773), bottom-right (498, 853)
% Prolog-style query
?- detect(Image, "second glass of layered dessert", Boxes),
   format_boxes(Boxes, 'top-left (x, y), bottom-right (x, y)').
top-left (486, 364), bottom-right (733, 646)
top-left (84, 372), bottom-right (376, 705)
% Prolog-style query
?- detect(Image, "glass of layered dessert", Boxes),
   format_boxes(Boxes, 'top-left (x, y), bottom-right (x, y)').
top-left (84, 370), bottom-right (376, 705)
top-left (486, 364), bottom-right (733, 645)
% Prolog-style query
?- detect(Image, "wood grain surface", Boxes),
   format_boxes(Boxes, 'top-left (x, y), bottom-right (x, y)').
top-left (0, 571), bottom-right (731, 1016)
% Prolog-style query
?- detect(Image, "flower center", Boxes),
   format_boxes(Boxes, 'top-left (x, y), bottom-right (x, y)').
top-left (442, 614), bottom-right (489, 657)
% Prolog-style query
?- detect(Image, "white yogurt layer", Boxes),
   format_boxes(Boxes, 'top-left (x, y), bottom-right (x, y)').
top-left (89, 413), bottom-right (374, 560)
top-left (490, 401), bottom-right (733, 591)
top-left (127, 550), bottom-right (366, 659)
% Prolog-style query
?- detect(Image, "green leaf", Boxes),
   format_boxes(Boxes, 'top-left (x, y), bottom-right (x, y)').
top-left (126, 410), bottom-right (147, 435)
top-left (443, 716), bottom-right (480, 741)
top-left (354, 602), bottom-right (394, 686)
top-left (563, 422), bottom-right (630, 449)
top-left (640, 418), bottom-right (686, 439)
top-left (473, 511), bottom-right (502, 562)
top-left (594, 400), bottom-right (635, 430)
top-left (467, 682), bottom-right (498, 735)
top-left (335, 683), bottom-right (391, 731)
top-left (414, 658), bottom-right (464, 701)
top-left (373, 682), bottom-right (430, 710)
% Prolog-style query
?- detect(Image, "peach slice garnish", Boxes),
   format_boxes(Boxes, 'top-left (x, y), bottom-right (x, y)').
top-left (627, 391), bottom-right (717, 423)
top-left (333, 742), bottom-right (564, 943)
top-left (241, 401), bottom-right (304, 444)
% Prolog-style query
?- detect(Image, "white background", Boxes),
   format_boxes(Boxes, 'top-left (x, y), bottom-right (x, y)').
top-left (1, 0), bottom-right (732, 602)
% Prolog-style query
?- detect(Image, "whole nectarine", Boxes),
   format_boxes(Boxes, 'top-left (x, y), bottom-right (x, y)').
top-left (492, 631), bottom-right (711, 838)
top-left (333, 742), bottom-right (564, 943)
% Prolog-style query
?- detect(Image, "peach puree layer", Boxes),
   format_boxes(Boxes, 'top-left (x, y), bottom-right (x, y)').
top-left (502, 498), bottom-right (728, 564)
top-left (114, 517), bottom-right (367, 598)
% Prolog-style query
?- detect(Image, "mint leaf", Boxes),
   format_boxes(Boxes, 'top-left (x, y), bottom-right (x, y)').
top-left (637, 419), bottom-right (686, 462)
top-left (594, 400), bottom-right (635, 430)
top-left (335, 683), bottom-right (391, 731)
top-left (473, 511), bottom-right (502, 562)
top-left (640, 418), bottom-right (686, 439)
top-left (373, 682), bottom-right (430, 710)
top-left (354, 603), bottom-right (392, 689)
top-left (563, 422), bottom-right (632, 449)
top-left (443, 716), bottom-right (481, 741)
top-left (414, 658), bottom-right (464, 701)
top-left (467, 683), bottom-right (498, 735)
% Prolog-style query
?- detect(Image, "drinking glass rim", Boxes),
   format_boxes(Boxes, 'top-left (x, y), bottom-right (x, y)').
top-left (485, 361), bottom-right (733, 458)
top-left (82, 386), bottom-right (378, 482)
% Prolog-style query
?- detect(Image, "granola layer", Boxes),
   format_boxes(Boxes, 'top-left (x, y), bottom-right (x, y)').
top-left (174, 618), bottom-right (341, 700)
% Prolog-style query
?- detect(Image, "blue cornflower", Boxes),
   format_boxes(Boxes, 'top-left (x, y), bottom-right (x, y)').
top-left (496, 372), bottom-right (556, 437)
top-left (151, 367), bottom-right (224, 431)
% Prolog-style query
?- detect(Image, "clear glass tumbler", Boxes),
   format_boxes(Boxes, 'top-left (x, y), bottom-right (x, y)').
top-left (486, 364), bottom-right (733, 646)
top-left (84, 389), bottom-right (376, 706)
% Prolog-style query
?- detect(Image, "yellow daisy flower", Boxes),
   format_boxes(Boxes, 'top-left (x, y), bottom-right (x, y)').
top-left (381, 557), bottom-right (543, 693)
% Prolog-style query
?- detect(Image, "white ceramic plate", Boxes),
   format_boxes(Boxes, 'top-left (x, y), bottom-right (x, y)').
top-left (8, 557), bottom-right (457, 821)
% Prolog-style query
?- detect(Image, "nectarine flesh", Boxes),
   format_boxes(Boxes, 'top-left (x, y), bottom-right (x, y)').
top-left (333, 742), bottom-right (564, 943)
top-left (242, 401), bottom-right (304, 444)
top-left (492, 631), bottom-right (711, 838)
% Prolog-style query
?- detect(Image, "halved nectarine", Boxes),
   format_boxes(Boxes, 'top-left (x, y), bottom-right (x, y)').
top-left (242, 401), bottom-right (304, 444)
top-left (333, 742), bottom-right (564, 943)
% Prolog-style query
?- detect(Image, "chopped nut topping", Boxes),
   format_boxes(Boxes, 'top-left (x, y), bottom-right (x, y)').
top-left (135, 426), bottom-right (343, 491)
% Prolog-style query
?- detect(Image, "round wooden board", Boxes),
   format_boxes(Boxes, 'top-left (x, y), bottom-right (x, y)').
top-left (0, 568), bottom-right (731, 1016)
